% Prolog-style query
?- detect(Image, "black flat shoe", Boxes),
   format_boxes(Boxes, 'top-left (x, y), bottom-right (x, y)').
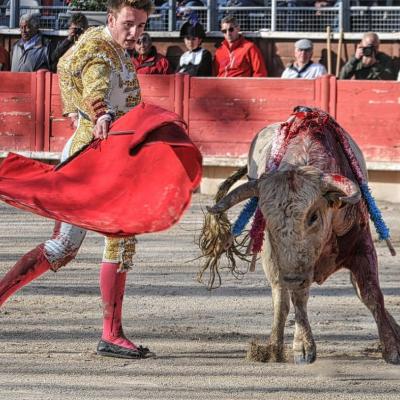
top-left (96, 340), bottom-right (141, 359)
top-left (137, 345), bottom-right (156, 359)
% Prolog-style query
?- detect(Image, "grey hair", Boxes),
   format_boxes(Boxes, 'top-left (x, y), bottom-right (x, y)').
top-left (221, 15), bottom-right (238, 27)
top-left (362, 31), bottom-right (380, 45)
top-left (19, 13), bottom-right (40, 30)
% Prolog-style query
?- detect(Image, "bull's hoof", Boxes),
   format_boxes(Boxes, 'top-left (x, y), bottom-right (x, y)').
top-left (246, 340), bottom-right (287, 363)
top-left (293, 341), bottom-right (316, 365)
top-left (383, 348), bottom-right (400, 365)
top-left (293, 351), bottom-right (316, 365)
top-left (381, 313), bottom-right (400, 364)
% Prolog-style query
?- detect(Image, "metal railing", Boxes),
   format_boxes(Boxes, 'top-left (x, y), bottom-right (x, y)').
top-left (1, 1), bottom-right (400, 33)
top-left (350, 6), bottom-right (400, 32)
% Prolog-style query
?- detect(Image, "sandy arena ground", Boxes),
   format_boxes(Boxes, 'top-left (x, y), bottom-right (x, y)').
top-left (0, 194), bottom-right (399, 400)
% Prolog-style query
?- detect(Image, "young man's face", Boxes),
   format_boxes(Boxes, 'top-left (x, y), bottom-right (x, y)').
top-left (20, 20), bottom-right (37, 42)
top-left (108, 6), bottom-right (148, 50)
top-left (220, 22), bottom-right (240, 43)
top-left (183, 36), bottom-right (201, 52)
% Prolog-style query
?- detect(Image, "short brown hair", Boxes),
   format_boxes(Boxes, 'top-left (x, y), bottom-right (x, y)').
top-left (107, 0), bottom-right (154, 15)
top-left (68, 12), bottom-right (89, 30)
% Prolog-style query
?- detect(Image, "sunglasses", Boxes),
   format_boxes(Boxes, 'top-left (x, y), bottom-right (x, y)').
top-left (221, 27), bottom-right (235, 34)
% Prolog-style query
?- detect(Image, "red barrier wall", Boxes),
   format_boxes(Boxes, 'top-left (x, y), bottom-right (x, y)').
top-left (335, 80), bottom-right (400, 163)
top-left (0, 72), bottom-right (399, 165)
top-left (0, 72), bottom-right (38, 151)
top-left (185, 76), bottom-right (331, 157)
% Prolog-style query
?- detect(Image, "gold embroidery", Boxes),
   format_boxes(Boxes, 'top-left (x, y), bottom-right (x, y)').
top-left (103, 237), bottom-right (137, 270)
top-left (58, 26), bottom-right (142, 269)
top-left (58, 26), bottom-right (141, 157)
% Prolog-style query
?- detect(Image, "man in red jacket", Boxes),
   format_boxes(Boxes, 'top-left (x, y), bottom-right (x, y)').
top-left (213, 15), bottom-right (267, 78)
top-left (130, 32), bottom-right (171, 74)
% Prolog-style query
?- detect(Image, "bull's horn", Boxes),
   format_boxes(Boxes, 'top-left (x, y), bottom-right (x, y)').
top-left (207, 180), bottom-right (259, 214)
top-left (321, 173), bottom-right (361, 205)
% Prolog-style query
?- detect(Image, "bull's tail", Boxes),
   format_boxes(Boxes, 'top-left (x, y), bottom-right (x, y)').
top-left (198, 165), bottom-right (251, 289)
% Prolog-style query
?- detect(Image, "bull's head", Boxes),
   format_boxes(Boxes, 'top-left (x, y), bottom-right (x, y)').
top-left (207, 166), bottom-right (361, 289)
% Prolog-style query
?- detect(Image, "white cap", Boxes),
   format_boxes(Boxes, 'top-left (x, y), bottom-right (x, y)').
top-left (295, 39), bottom-right (313, 50)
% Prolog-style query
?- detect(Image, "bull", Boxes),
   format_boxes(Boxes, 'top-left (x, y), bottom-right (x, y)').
top-left (204, 107), bottom-right (400, 364)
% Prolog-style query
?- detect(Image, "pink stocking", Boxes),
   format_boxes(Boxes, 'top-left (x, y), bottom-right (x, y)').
top-left (0, 244), bottom-right (51, 307)
top-left (99, 262), bottom-right (137, 350)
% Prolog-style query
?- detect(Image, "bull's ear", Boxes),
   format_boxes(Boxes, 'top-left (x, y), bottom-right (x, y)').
top-left (321, 173), bottom-right (361, 207)
top-left (207, 180), bottom-right (259, 214)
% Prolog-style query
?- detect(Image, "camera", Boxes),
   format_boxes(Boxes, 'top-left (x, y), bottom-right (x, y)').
top-left (362, 45), bottom-right (375, 57)
top-left (74, 27), bottom-right (83, 36)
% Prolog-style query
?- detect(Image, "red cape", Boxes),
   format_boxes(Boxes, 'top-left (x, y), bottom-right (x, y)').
top-left (0, 103), bottom-right (202, 237)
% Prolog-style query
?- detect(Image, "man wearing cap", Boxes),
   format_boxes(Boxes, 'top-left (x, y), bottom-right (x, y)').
top-left (213, 15), bottom-right (267, 78)
top-left (131, 32), bottom-right (171, 74)
top-left (281, 39), bottom-right (327, 79)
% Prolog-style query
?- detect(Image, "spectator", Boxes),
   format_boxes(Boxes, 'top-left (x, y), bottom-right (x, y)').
top-left (281, 39), bottom-right (327, 79)
top-left (0, 45), bottom-right (10, 71)
top-left (339, 32), bottom-right (395, 80)
top-left (176, 20), bottom-right (212, 76)
top-left (213, 15), bottom-right (267, 77)
top-left (51, 12), bottom-right (88, 72)
top-left (11, 13), bottom-right (51, 72)
top-left (130, 32), bottom-right (171, 74)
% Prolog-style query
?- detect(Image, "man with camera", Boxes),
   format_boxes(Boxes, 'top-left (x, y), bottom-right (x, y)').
top-left (339, 32), bottom-right (395, 80)
top-left (51, 12), bottom-right (88, 72)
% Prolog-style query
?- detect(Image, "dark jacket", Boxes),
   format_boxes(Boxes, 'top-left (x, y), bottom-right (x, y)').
top-left (176, 47), bottom-right (212, 77)
top-left (339, 52), bottom-right (395, 80)
top-left (51, 37), bottom-right (74, 72)
top-left (0, 46), bottom-right (10, 71)
top-left (11, 34), bottom-right (51, 72)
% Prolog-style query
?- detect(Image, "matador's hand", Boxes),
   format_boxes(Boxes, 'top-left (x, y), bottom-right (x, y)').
top-left (68, 112), bottom-right (78, 129)
top-left (94, 116), bottom-right (111, 140)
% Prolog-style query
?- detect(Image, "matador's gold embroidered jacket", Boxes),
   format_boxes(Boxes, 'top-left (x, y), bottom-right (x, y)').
top-left (58, 26), bottom-right (141, 155)
top-left (57, 26), bottom-right (141, 269)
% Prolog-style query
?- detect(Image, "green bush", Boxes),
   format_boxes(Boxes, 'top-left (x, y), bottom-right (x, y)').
top-left (68, 0), bottom-right (108, 11)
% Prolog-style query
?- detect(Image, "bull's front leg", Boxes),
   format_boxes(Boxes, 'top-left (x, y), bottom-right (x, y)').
top-left (349, 234), bottom-right (400, 364)
top-left (247, 283), bottom-right (290, 362)
top-left (290, 287), bottom-right (316, 364)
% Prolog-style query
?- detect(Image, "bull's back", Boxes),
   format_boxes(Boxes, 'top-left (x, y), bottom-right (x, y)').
top-left (248, 123), bottom-right (280, 179)
top-left (248, 121), bottom-right (368, 181)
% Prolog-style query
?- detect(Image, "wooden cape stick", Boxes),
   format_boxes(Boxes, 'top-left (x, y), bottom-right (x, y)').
top-left (54, 130), bottom-right (135, 171)
top-left (326, 25), bottom-right (331, 75)
top-left (336, 29), bottom-right (344, 77)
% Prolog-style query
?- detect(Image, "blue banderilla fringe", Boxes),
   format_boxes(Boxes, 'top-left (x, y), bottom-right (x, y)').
top-left (359, 183), bottom-right (390, 241)
top-left (232, 197), bottom-right (258, 237)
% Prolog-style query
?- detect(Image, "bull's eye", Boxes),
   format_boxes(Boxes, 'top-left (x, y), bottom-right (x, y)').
top-left (307, 211), bottom-right (318, 227)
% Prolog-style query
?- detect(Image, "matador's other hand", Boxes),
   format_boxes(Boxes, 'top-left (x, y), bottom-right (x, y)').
top-left (94, 115), bottom-right (111, 140)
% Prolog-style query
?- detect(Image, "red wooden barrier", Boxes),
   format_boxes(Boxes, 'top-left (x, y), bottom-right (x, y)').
top-left (0, 72), bottom-right (37, 151)
top-left (47, 73), bottom-right (180, 152)
top-left (47, 74), bottom-right (72, 152)
top-left (336, 80), bottom-right (400, 163)
top-left (0, 72), bottom-right (399, 166)
top-left (186, 77), bottom-right (328, 157)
